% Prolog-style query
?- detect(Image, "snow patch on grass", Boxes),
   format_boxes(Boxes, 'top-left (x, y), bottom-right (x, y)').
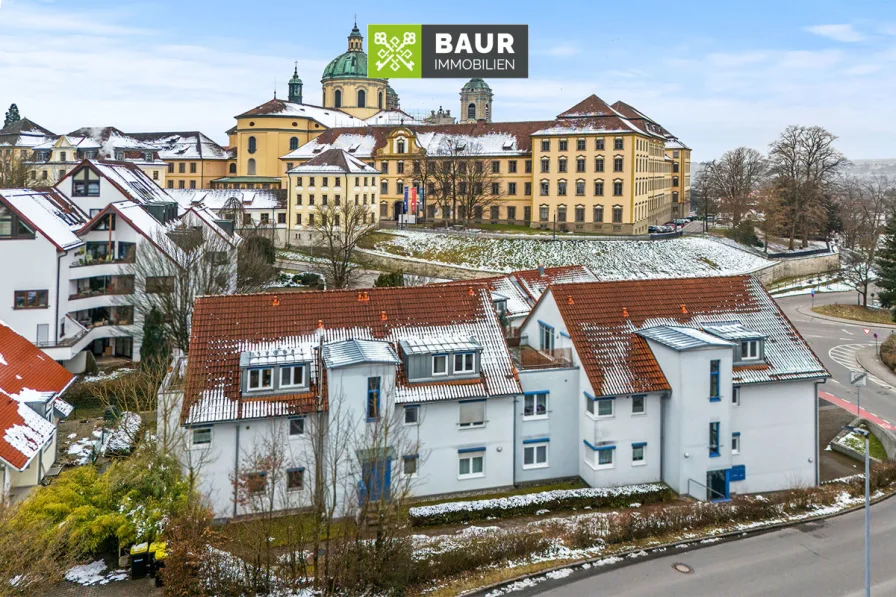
top-left (64, 561), bottom-right (127, 586)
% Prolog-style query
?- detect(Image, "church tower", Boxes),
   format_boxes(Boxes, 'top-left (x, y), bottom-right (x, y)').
top-left (320, 19), bottom-right (390, 119)
top-left (460, 78), bottom-right (493, 123)
top-left (288, 63), bottom-right (303, 104)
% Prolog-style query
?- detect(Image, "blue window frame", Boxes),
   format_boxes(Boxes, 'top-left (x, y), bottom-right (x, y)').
top-left (538, 320), bottom-right (554, 351)
top-left (366, 377), bottom-right (381, 421)
top-left (709, 421), bottom-right (720, 457)
top-left (709, 359), bottom-right (720, 400)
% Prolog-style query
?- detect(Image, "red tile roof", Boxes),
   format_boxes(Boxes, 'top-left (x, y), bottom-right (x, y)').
top-left (557, 94), bottom-right (622, 118)
top-left (183, 284), bottom-right (519, 423)
top-left (0, 323), bottom-right (74, 470)
top-left (548, 275), bottom-right (827, 396)
top-left (513, 265), bottom-right (597, 301)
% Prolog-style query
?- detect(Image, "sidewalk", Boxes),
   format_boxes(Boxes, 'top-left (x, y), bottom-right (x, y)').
top-left (795, 305), bottom-right (896, 329)
top-left (856, 346), bottom-right (896, 387)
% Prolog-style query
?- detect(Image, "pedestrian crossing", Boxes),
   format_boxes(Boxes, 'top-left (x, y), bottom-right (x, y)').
top-left (828, 344), bottom-right (894, 390)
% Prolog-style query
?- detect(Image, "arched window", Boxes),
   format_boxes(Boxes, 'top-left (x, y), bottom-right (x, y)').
top-left (396, 139), bottom-right (406, 153)
top-left (673, 176), bottom-right (679, 187)
top-left (467, 103), bottom-right (476, 120)
top-left (247, 158), bottom-right (256, 175)
top-left (228, 163), bottom-right (236, 174)
top-left (289, 137), bottom-right (299, 151)
top-left (378, 92), bottom-right (383, 109)
top-left (248, 136), bottom-right (257, 154)
top-left (357, 89), bottom-right (366, 108)
top-left (334, 90), bottom-right (342, 108)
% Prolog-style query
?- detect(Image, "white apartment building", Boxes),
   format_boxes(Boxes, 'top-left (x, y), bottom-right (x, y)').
top-left (160, 274), bottom-right (827, 519)
top-left (0, 159), bottom-right (238, 372)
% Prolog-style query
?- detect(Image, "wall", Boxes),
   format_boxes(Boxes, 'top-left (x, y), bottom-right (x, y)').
top-left (516, 367), bottom-right (581, 483)
top-left (730, 380), bottom-right (818, 493)
top-left (0, 233), bottom-right (61, 347)
top-left (753, 252), bottom-right (840, 285)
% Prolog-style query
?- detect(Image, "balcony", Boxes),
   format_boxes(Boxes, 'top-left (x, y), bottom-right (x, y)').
top-left (513, 345), bottom-right (574, 370)
top-left (71, 242), bottom-right (136, 268)
top-left (69, 275), bottom-right (135, 300)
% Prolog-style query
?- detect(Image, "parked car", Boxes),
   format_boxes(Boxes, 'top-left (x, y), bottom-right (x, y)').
top-left (674, 218), bottom-right (689, 225)
top-left (648, 225), bottom-right (660, 233)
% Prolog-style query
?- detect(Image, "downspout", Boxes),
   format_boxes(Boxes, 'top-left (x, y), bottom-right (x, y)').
top-left (660, 391), bottom-right (666, 484)
top-left (232, 422), bottom-right (241, 519)
top-left (54, 251), bottom-right (63, 345)
top-left (512, 393), bottom-right (518, 487)
top-left (814, 380), bottom-right (822, 486)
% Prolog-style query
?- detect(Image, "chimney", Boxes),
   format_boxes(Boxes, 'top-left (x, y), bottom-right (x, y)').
top-left (537, 265), bottom-right (546, 276)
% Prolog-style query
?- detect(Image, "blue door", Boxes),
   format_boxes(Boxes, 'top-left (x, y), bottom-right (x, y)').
top-left (359, 458), bottom-right (392, 505)
top-left (707, 469), bottom-right (730, 502)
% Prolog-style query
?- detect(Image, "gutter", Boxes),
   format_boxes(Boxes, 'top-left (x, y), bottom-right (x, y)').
top-left (54, 251), bottom-right (62, 346)
top-left (232, 422), bottom-right (241, 519)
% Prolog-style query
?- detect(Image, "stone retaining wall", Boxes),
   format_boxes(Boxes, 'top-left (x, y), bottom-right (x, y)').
top-left (752, 252), bottom-right (840, 285)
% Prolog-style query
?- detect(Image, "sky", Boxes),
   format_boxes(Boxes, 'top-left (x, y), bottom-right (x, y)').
top-left (1, 0), bottom-right (895, 161)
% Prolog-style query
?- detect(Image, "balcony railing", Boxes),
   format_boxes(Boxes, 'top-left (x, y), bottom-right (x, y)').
top-left (515, 346), bottom-right (574, 370)
top-left (69, 286), bottom-right (134, 300)
top-left (71, 255), bottom-right (135, 268)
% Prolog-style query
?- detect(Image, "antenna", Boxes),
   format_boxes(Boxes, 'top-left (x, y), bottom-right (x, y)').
top-left (274, 76), bottom-right (277, 99)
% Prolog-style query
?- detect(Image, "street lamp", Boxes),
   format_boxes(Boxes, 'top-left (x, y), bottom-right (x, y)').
top-left (842, 424), bottom-right (871, 597)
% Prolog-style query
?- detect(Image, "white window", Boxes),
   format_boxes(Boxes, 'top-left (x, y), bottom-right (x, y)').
top-left (632, 444), bottom-right (646, 465)
top-left (459, 400), bottom-right (486, 428)
top-left (432, 354), bottom-right (448, 376)
top-left (733, 386), bottom-right (741, 406)
top-left (192, 427), bottom-right (211, 445)
top-left (597, 398), bottom-right (614, 417)
top-left (588, 446), bottom-right (615, 469)
top-left (458, 451), bottom-right (485, 478)
top-left (280, 364), bottom-right (305, 388)
top-left (287, 468), bottom-right (304, 491)
top-left (523, 442), bottom-right (549, 469)
top-left (524, 393), bottom-right (548, 419)
top-left (732, 433), bottom-right (740, 454)
top-left (289, 418), bottom-right (305, 436)
top-left (403, 456), bottom-right (419, 476)
top-left (632, 395), bottom-right (645, 415)
top-left (539, 322), bottom-right (554, 351)
top-left (454, 352), bottom-right (475, 373)
top-left (404, 405), bottom-right (420, 425)
top-left (741, 340), bottom-right (760, 360)
top-left (247, 368), bottom-right (273, 391)
top-left (586, 398), bottom-right (596, 416)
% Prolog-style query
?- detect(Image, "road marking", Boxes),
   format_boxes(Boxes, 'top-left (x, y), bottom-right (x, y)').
top-left (827, 344), bottom-right (895, 390)
top-left (841, 329), bottom-right (854, 335)
top-left (820, 391), bottom-right (896, 430)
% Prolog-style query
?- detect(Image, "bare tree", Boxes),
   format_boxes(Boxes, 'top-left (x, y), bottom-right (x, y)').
top-left (0, 149), bottom-right (35, 188)
top-left (311, 198), bottom-right (376, 289)
top-left (690, 165), bottom-right (718, 232)
top-left (768, 125), bottom-right (846, 249)
top-left (422, 137), bottom-right (502, 225)
top-left (754, 182), bottom-right (787, 254)
top-left (702, 147), bottom-right (766, 227)
top-left (127, 224), bottom-right (236, 353)
top-left (838, 175), bottom-right (893, 306)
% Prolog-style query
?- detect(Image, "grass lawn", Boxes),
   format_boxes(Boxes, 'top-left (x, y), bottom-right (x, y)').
top-left (812, 304), bottom-right (894, 325)
top-left (839, 429), bottom-right (888, 461)
top-left (403, 478), bottom-right (589, 512)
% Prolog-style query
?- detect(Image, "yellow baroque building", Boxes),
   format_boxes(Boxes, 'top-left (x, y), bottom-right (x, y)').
top-left (219, 22), bottom-right (692, 235)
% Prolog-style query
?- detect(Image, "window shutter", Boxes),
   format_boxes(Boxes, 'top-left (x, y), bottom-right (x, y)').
top-left (459, 401), bottom-right (485, 425)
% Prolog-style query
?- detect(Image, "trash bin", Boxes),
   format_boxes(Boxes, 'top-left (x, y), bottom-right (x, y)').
top-left (148, 541), bottom-right (165, 577)
top-left (152, 542), bottom-right (167, 588)
top-left (130, 542), bottom-right (149, 579)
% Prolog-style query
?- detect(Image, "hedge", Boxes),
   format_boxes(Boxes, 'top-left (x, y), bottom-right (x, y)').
top-left (408, 483), bottom-right (673, 526)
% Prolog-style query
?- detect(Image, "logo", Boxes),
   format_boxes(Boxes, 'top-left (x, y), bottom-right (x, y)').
top-left (369, 24), bottom-right (528, 79)
top-left (370, 25), bottom-right (423, 78)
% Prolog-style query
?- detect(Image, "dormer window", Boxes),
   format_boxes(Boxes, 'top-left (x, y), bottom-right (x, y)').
top-left (72, 167), bottom-right (100, 197)
top-left (741, 340), bottom-right (760, 360)
top-left (454, 353), bottom-right (475, 373)
top-left (248, 368), bottom-right (273, 391)
top-left (432, 354), bottom-right (448, 376)
top-left (280, 364), bottom-right (306, 388)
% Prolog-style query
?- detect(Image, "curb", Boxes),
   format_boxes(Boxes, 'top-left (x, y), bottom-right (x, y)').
top-left (462, 487), bottom-right (896, 597)
top-left (854, 347), bottom-right (896, 388)
top-left (795, 306), bottom-right (896, 329)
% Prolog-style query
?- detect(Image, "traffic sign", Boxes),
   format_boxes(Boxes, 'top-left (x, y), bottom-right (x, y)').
top-left (850, 371), bottom-right (868, 387)
top-left (863, 328), bottom-right (871, 335)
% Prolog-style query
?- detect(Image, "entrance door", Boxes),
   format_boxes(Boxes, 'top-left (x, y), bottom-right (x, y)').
top-left (359, 458), bottom-right (392, 505)
top-left (36, 324), bottom-right (49, 346)
top-left (393, 201), bottom-right (404, 221)
top-left (707, 469), bottom-right (729, 502)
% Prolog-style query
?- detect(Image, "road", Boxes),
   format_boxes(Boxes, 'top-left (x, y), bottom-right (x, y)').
top-left (526, 495), bottom-right (896, 597)
top-left (776, 290), bottom-right (896, 427)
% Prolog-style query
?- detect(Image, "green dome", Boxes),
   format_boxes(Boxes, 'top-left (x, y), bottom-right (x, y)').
top-left (322, 51), bottom-right (368, 80)
top-left (462, 78), bottom-right (491, 91)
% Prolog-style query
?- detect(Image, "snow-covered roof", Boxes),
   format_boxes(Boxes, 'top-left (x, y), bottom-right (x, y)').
top-left (82, 160), bottom-right (173, 204)
top-left (399, 336), bottom-right (482, 355)
top-left (666, 139), bottom-right (690, 150)
top-left (287, 148), bottom-right (379, 174)
top-left (637, 326), bottom-right (735, 351)
top-left (282, 133), bottom-right (379, 160)
top-left (702, 322), bottom-right (766, 341)
top-left (128, 131), bottom-right (233, 161)
top-left (237, 98), bottom-right (366, 129)
top-left (240, 346), bottom-right (316, 368)
top-left (182, 284), bottom-right (521, 424)
top-left (0, 188), bottom-right (88, 251)
top-left (322, 339), bottom-right (401, 369)
top-left (166, 188), bottom-right (283, 211)
top-left (0, 321), bottom-right (74, 470)
top-left (415, 131), bottom-right (529, 156)
top-left (364, 110), bottom-right (423, 126)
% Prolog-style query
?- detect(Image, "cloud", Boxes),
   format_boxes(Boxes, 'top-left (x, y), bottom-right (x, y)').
top-left (804, 24), bottom-right (866, 43)
top-left (540, 44), bottom-right (580, 57)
